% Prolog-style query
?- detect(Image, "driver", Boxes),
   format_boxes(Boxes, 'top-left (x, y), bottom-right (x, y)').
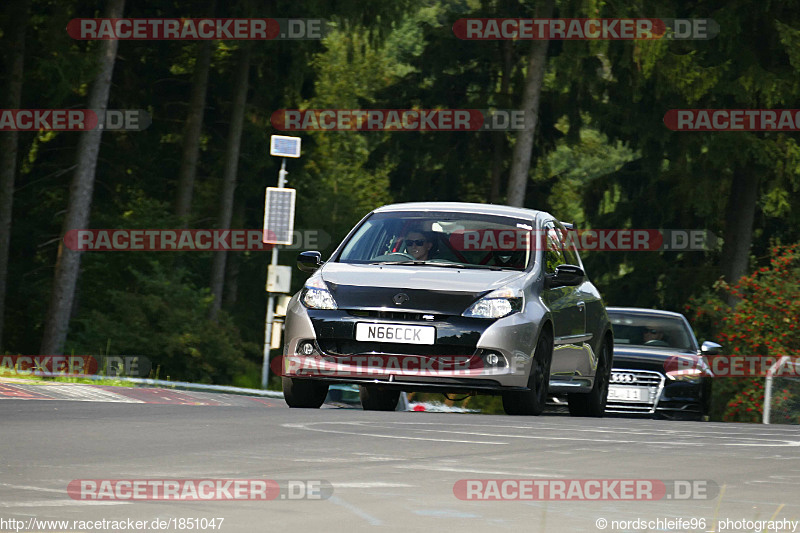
top-left (403, 230), bottom-right (433, 261)
top-left (643, 327), bottom-right (665, 345)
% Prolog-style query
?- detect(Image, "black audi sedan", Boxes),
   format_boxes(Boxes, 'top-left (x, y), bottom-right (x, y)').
top-left (605, 307), bottom-right (718, 420)
top-left (280, 202), bottom-right (613, 416)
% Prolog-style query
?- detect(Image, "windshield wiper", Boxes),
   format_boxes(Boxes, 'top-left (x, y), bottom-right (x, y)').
top-left (427, 262), bottom-right (504, 271)
top-left (370, 260), bottom-right (505, 271)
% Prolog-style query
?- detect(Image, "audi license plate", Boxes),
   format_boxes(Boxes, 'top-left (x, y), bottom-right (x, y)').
top-left (355, 323), bottom-right (435, 345)
top-left (607, 385), bottom-right (649, 402)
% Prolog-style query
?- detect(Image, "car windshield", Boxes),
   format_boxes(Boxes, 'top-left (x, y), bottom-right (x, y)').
top-left (608, 312), bottom-right (695, 351)
top-left (336, 210), bottom-right (534, 271)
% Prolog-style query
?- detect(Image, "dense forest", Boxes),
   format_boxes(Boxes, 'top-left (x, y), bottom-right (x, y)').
top-left (1, 0), bottom-right (798, 420)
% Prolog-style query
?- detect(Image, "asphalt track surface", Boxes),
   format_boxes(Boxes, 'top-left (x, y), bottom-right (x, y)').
top-left (1, 383), bottom-right (799, 533)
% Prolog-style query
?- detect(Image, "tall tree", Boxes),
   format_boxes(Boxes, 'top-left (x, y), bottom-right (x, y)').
top-left (209, 44), bottom-right (251, 321)
top-left (489, 39), bottom-right (514, 203)
top-left (0, 0), bottom-right (28, 351)
top-left (39, 0), bottom-right (125, 355)
top-left (506, 0), bottom-right (554, 207)
top-left (568, 0), bottom-right (800, 310)
top-left (720, 168), bottom-right (760, 290)
top-left (175, 40), bottom-right (213, 223)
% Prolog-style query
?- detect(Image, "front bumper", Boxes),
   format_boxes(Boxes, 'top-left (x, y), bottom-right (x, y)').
top-left (604, 365), bottom-right (710, 420)
top-left (282, 298), bottom-right (538, 390)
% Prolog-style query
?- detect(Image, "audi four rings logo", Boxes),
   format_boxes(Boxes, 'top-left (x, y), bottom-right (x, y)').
top-left (393, 293), bottom-right (410, 305)
top-left (610, 372), bottom-right (637, 383)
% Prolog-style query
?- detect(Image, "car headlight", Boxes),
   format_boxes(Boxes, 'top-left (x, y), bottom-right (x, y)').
top-left (462, 288), bottom-right (523, 319)
top-left (301, 274), bottom-right (338, 310)
top-left (665, 356), bottom-right (712, 382)
top-left (666, 368), bottom-right (705, 382)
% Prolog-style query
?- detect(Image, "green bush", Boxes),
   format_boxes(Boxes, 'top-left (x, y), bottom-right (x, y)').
top-left (68, 261), bottom-right (260, 385)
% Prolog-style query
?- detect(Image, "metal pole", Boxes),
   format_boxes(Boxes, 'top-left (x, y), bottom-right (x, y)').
top-left (261, 158), bottom-right (288, 389)
top-left (763, 355), bottom-right (789, 424)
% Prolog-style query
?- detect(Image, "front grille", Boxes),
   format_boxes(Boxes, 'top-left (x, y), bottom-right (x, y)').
top-left (318, 339), bottom-right (476, 357)
top-left (347, 310), bottom-right (446, 321)
top-left (609, 370), bottom-right (662, 387)
top-left (605, 368), bottom-right (665, 415)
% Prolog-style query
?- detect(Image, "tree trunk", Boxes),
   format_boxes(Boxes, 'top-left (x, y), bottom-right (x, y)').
top-left (39, 0), bottom-right (125, 355)
top-left (720, 167), bottom-right (760, 303)
top-left (506, 0), bottom-right (554, 207)
top-left (489, 39), bottom-right (513, 203)
top-left (175, 40), bottom-right (213, 223)
top-left (209, 45), bottom-right (251, 321)
top-left (0, 0), bottom-right (28, 351)
top-left (222, 200), bottom-right (245, 309)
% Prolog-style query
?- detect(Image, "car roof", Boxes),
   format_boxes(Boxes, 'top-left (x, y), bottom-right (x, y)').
top-left (372, 201), bottom-right (547, 220)
top-left (606, 307), bottom-right (686, 319)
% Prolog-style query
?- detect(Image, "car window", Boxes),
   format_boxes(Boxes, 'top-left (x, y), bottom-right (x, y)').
top-left (608, 312), bottom-right (695, 351)
top-left (543, 222), bottom-right (564, 274)
top-left (557, 223), bottom-right (581, 267)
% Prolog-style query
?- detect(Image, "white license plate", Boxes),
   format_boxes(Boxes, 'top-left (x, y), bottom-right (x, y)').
top-left (607, 385), bottom-right (650, 402)
top-left (355, 323), bottom-right (435, 345)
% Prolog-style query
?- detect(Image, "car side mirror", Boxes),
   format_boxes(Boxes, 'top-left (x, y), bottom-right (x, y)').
top-left (545, 264), bottom-right (585, 289)
top-left (297, 251), bottom-right (322, 273)
top-left (701, 341), bottom-right (722, 355)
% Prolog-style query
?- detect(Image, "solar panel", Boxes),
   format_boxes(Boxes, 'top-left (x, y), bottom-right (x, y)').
top-left (270, 135), bottom-right (301, 158)
top-left (263, 187), bottom-right (296, 245)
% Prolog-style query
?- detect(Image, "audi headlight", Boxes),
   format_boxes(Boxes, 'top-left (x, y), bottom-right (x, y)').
top-left (301, 274), bottom-right (337, 310)
top-left (462, 288), bottom-right (523, 319)
top-left (666, 368), bottom-right (705, 382)
top-left (666, 357), bottom-right (711, 381)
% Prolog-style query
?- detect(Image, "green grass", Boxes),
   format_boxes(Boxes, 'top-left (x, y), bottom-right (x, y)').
top-left (0, 370), bottom-right (136, 387)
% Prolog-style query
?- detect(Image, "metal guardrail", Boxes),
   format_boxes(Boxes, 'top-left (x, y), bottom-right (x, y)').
top-left (24, 373), bottom-right (286, 399)
top-left (4, 373), bottom-right (454, 412)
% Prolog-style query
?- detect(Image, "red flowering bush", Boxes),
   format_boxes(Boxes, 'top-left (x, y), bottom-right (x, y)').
top-left (686, 242), bottom-right (800, 422)
top-left (723, 381), bottom-right (764, 423)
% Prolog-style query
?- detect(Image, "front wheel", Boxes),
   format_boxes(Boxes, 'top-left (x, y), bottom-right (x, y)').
top-left (502, 330), bottom-right (553, 416)
top-left (568, 338), bottom-right (611, 417)
top-left (283, 377), bottom-right (329, 408)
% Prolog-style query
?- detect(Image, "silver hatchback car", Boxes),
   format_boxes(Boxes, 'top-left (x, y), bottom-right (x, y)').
top-left (280, 202), bottom-right (613, 416)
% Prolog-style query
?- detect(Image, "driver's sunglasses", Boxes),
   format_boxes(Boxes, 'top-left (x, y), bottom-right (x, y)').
top-left (404, 239), bottom-right (426, 247)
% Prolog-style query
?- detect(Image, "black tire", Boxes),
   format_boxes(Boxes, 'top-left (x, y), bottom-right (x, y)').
top-left (359, 386), bottom-right (400, 411)
top-left (282, 377), bottom-right (329, 408)
top-left (502, 330), bottom-right (553, 416)
top-left (568, 338), bottom-right (611, 417)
